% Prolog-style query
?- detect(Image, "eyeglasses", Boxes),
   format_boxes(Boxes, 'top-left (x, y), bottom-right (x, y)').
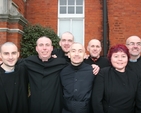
top-left (127, 42), bottom-right (141, 46)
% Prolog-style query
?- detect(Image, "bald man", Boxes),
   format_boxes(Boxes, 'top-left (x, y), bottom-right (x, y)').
top-left (60, 43), bottom-right (95, 113)
top-left (24, 36), bottom-right (67, 113)
top-left (84, 39), bottom-right (110, 68)
top-left (126, 35), bottom-right (141, 61)
top-left (126, 36), bottom-right (141, 79)
top-left (52, 31), bottom-right (74, 62)
top-left (0, 42), bottom-right (28, 113)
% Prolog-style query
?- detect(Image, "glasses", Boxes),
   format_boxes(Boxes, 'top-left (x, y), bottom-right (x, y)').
top-left (127, 42), bottom-right (141, 46)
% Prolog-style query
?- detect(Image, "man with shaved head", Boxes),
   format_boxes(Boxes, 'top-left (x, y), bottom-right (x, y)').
top-left (126, 35), bottom-right (141, 79)
top-left (52, 31), bottom-right (74, 62)
top-left (60, 42), bottom-right (95, 113)
top-left (0, 42), bottom-right (28, 113)
top-left (85, 39), bottom-right (109, 68)
top-left (126, 35), bottom-right (141, 61)
top-left (24, 36), bottom-right (67, 113)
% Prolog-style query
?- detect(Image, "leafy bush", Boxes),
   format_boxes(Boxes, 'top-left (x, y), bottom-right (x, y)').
top-left (20, 25), bottom-right (60, 58)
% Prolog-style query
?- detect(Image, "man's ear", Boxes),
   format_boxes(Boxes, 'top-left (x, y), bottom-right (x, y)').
top-left (59, 40), bottom-right (61, 46)
top-left (35, 46), bottom-right (38, 52)
top-left (100, 47), bottom-right (102, 52)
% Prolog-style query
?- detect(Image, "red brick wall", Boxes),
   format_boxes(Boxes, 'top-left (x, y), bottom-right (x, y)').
top-left (85, 0), bottom-right (103, 46)
top-left (26, 0), bottom-right (58, 32)
top-left (0, 0), bottom-right (140, 56)
top-left (13, 0), bottom-right (26, 15)
top-left (7, 33), bottom-right (22, 49)
top-left (0, 21), bottom-right (24, 45)
top-left (25, 0), bottom-right (141, 49)
top-left (108, 0), bottom-right (141, 47)
top-left (0, 0), bottom-right (26, 47)
top-left (0, 22), bottom-right (8, 45)
top-left (0, 32), bottom-right (8, 43)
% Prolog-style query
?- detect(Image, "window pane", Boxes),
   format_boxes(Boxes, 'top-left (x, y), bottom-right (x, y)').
top-left (76, 7), bottom-right (83, 14)
top-left (59, 19), bottom-right (70, 37)
top-left (68, 0), bottom-right (74, 5)
top-left (60, 0), bottom-right (66, 5)
top-left (68, 7), bottom-right (74, 14)
top-left (76, 0), bottom-right (83, 5)
top-left (60, 7), bottom-right (66, 14)
top-left (72, 19), bottom-right (83, 44)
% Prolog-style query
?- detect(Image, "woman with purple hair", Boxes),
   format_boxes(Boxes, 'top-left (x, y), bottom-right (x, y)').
top-left (92, 44), bottom-right (141, 113)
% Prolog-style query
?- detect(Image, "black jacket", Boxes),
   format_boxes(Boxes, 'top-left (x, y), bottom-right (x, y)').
top-left (0, 63), bottom-right (28, 113)
top-left (24, 55), bottom-right (67, 113)
top-left (60, 62), bottom-right (95, 113)
top-left (127, 56), bottom-right (141, 79)
top-left (92, 66), bottom-right (141, 113)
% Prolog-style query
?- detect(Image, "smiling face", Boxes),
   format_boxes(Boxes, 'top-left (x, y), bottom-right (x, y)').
top-left (126, 36), bottom-right (141, 60)
top-left (59, 32), bottom-right (74, 53)
top-left (36, 37), bottom-right (53, 61)
top-left (87, 39), bottom-right (102, 58)
top-left (68, 43), bottom-right (85, 66)
top-left (0, 43), bottom-right (19, 68)
top-left (111, 51), bottom-right (128, 72)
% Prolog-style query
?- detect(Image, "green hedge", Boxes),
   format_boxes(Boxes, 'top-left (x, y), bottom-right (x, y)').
top-left (20, 25), bottom-right (60, 58)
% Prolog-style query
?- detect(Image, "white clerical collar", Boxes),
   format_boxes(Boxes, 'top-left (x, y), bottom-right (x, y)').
top-left (129, 59), bottom-right (137, 62)
top-left (129, 56), bottom-right (140, 62)
top-left (5, 69), bottom-right (14, 73)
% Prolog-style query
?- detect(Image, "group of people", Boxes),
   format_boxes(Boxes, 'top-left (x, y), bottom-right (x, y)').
top-left (0, 32), bottom-right (141, 113)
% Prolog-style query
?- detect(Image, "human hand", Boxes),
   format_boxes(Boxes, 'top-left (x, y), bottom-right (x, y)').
top-left (52, 54), bottom-right (57, 58)
top-left (91, 64), bottom-right (100, 75)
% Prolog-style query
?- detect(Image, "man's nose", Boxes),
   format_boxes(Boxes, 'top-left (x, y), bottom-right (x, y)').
top-left (9, 54), bottom-right (13, 58)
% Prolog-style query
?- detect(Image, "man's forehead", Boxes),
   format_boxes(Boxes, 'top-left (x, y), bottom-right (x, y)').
top-left (90, 41), bottom-right (101, 46)
top-left (1, 48), bottom-right (18, 53)
top-left (128, 36), bottom-right (141, 42)
top-left (72, 47), bottom-right (83, 50)
top-left (38, 42), bottom-right (51, 44)
top-left (2, 44), bottom-right (17, 49)
top-left (71, 44), bottom-right (84, 50)
top-left (37, 39), bottom-right (51, 44)
top-left (61, 37), bottom-right (73, 40)
top-left (3, 50), bottom-right (17, 53)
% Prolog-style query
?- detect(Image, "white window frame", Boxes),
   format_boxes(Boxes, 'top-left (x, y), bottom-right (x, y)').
top-left (58, 0), bottom-right (85, 45)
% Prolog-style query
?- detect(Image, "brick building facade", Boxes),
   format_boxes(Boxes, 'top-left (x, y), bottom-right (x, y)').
top-left (0, 0), bottom-right (141, 54)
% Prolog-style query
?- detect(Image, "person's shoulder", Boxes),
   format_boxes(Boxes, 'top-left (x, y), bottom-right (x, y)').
top-left (126, 66), bottom-right (138, 76)
top-left (99, 56), bottom-right (108, 61)
top-left (15, 59), bottom-right (26, 67)
top-left (52, 48), bottom-right (61, 52)
top-left (137, 56), bottom-right (141, 60)
top-left (96, 66), bottom-right (111, 78)
top-left (82, 62), bottom-right (93, 69)
top-left (60, 63), bottom-right (71, 75)
top-left (25, 55), bottom-right (39, 63)
top-left (84, 56), bottom-right (91, 62)
top-left (0, 66), bottom-right (5, 73)
top-left (52, 57), bottom-right (67, 64)
top-left (26, 55), bottom-right (37, 60)
top-left (100, 66), bottom-right (111, 73)
top-left (52, 48), bottom-right (64, 56)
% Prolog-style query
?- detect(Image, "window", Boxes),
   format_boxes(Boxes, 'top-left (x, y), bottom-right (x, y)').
top-left (58, 0), bottom-right (84, 44)
top-left (60, 0), bottom-right (83, 14)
